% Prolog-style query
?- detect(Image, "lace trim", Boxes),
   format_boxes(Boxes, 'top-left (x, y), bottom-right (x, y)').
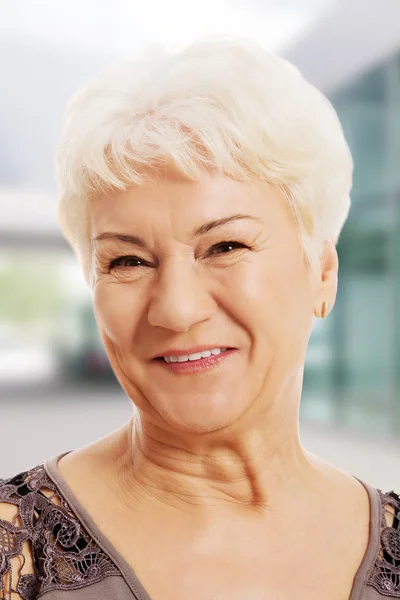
top-left (3, 465), bottom-right (400, 599)
top-left (367, 488), bottom-right (400, 597)
top-left (0, 465), bottom-right (121, 599)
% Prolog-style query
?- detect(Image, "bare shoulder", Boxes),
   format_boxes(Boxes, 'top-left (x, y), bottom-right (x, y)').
top-left (304, 448), bottom-right (371, 506)
top-left (55, 427), bottom-right (129, 503)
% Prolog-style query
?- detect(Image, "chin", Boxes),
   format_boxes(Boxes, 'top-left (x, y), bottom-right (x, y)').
top-left (149, 391), bottom-right (248, 434)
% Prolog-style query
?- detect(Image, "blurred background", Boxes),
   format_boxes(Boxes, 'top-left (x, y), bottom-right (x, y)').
top-left (1, 0), bottom-right (400, 487)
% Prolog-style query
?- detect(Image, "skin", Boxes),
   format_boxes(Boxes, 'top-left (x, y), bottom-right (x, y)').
top-left (57, 167), bottom-right (370, 598)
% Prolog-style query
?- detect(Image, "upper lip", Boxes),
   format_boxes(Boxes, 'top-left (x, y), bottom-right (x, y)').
top-left (152, 345), bottom-right (233, 359)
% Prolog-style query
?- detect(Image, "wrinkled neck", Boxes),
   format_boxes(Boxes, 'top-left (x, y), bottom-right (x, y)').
top-left (111, 400), bottom-right (320, 517)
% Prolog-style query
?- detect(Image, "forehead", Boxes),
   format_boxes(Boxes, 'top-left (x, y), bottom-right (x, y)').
top-left (89, 170), bottom-right (289, 235)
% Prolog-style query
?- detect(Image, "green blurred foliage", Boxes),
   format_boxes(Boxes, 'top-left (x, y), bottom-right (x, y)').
top-left (0, 256), bottom-right (62, 322)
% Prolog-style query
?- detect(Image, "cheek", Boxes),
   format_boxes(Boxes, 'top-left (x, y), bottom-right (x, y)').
top-left (223, 256), bottom-right (310, 339)
top-left (223, 257), bottom-right (287, 314)
top-left (93, 283), bottom-right (140, 346)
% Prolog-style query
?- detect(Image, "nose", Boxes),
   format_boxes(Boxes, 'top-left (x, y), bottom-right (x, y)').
top-left (147, 260), bottom-right (217, 332)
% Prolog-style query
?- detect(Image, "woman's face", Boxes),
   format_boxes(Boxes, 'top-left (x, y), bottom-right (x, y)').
top-left (91, 169), bottom-right (332, 433)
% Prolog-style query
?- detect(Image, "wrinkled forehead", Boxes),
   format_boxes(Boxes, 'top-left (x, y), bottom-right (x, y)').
top-left (89, 170), bottom-right (292, 239)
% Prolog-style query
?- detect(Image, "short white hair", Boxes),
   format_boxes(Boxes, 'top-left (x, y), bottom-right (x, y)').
top-left (55, 35), bottom-right (353, 284)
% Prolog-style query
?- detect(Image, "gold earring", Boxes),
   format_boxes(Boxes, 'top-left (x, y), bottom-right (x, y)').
top-left (321, 300), bottom-right (330, 318)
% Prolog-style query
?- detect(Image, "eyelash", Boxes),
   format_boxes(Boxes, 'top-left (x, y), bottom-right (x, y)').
top-left (108, 241), bottom-right (249, 271)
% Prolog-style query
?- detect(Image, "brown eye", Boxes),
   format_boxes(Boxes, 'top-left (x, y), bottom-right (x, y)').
top-left (109, 256), bottom-right (145, 269)
top-left (210, 241), bottom-right (248, 255)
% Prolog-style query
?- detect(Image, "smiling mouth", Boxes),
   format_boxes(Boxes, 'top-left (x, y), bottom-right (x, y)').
top-left (153, 348), bottom-right (235, 363)
top-left (151, 347), bottom-right (237, 375)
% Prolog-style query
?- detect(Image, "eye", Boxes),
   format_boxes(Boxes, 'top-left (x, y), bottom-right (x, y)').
top-left (109, 255), bottom-right (147, 270)
top-left (209, 241), bottom-right (248, 255)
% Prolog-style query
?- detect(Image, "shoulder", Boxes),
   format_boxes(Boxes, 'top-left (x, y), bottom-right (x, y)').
top-left (0, 465), bottom-right (45, 599)
top-left (367, 486), bottom-right (400, 597)
top-left (0, 463), bottom-right (120, 599)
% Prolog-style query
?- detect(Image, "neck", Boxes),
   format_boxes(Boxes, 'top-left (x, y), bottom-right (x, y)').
top-left (110, 396), bottom-right (325, 517)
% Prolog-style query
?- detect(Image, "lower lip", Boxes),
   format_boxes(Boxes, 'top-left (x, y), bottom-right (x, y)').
top-left (152, 349), bottom-right (237, 375)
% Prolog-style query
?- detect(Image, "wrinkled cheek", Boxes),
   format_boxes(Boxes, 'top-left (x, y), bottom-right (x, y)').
top-left (93, 285), bottom-right (134, 348)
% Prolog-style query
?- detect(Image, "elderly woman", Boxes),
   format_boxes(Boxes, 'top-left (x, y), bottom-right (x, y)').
top-left (1, 36), bottom-right (399, 600)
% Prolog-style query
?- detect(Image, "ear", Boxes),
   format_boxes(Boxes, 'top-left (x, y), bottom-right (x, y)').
top-left (313, 240), bottom-right (339, 319)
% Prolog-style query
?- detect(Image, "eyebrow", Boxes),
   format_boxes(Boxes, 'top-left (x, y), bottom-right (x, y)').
top-left (93, 214), bottom-right (262, 248)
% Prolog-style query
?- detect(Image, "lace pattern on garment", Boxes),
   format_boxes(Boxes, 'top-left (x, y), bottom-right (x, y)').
top-left (367, 489), bottom-right (400, 597)
top-left (0, 465), bottom-right (121, 599)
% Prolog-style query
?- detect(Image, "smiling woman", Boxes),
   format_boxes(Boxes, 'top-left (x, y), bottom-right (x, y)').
top-left (1, 35), bottom-right (400, 600)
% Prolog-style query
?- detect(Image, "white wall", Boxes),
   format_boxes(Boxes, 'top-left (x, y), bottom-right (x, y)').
top-left (283, 0), bottom-right (400, 92)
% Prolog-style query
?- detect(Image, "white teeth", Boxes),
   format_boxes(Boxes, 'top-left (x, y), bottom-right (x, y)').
top-left (188, 352), bottom-right (203, 361)
top-left (164, 347), bottom-right (228, 363)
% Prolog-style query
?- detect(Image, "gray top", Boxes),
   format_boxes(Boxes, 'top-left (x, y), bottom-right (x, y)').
top-left (0, 450), bottom-right (399, 599)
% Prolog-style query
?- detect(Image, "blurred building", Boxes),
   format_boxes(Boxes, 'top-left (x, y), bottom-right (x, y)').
top-left (282, 0), bottom-right (400, 436)
top-left (1, 0), bottom-right (400, 440)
